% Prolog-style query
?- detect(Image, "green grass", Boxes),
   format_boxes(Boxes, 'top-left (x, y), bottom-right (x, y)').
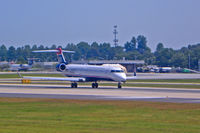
top-left (128, 79), bottom-right (200, 83)
top-left (123, 83), bottom-right (200, 89)
top-left (0, 98), bottom-right (200, 133)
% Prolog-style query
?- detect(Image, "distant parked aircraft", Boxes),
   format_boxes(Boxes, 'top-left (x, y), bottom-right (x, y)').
top-left (9, 58), bottom-right (37, 71)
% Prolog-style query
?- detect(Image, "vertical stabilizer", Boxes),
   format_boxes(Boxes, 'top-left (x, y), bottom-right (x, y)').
top-left (56, 48), bottom-right (67, 64)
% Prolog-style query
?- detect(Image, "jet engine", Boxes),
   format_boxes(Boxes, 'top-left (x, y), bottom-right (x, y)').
top-left (56, 63), bottom-right (66, 72)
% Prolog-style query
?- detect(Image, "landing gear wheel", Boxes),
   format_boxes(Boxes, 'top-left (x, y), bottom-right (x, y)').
top-left (74, 83), bottom-right (78, 88)
top-left (71, 82), bottom-right (78, 88)
top-left (71, 83), bottom-right (73, 88)
top-left (92, 83), bottom-right (98, 88)
top-left (118, 82), bottom-right (122, 89)
top-left (95, 83), bottom-right (98, 88)
top-left (92, 83), bottom-right (95, 88)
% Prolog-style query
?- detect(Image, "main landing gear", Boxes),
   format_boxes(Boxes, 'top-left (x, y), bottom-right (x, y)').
top-left (92, 82), bottom-right (98, 88)
top-left (70, 82), bottom-right (122, 88)
top-left (71, 82), bottom-right (78, 88)
top-left (118, 82), bottom-right (122, 88)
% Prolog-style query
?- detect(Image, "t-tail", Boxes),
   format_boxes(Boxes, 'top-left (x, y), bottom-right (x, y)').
top-left (33, 48), bottom-right (75, 64)
top-left (56, 48), bottom-right (67, 64)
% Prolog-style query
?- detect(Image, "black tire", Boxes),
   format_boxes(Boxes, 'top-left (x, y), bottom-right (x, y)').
top-left (74, 83), bottom-right (78, 88)
top-left (95, 83), bottom-right (98, 88)
top-left (71, 83), bottom-right (74, 88)
top-left (92, 83), bottom-right (95, 88)
top-left (118, 83), bottom-right (122, 88)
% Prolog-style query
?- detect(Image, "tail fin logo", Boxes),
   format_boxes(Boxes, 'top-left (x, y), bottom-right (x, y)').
top-left (56, 48), bottom-right (62, 55)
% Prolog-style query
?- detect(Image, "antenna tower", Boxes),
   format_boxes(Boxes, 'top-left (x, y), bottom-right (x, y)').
top-left (113, 25), bottom-right (118, 47)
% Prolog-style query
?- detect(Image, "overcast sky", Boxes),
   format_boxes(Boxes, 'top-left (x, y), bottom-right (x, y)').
top-left (0, 0), bottom-right (200, 50)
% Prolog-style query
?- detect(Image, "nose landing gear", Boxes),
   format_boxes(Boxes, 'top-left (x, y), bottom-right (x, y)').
top-left (92, 82), bottom-right (98, 88)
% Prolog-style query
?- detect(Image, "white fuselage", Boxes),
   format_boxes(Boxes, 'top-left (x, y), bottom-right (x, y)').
top-left (62, 64), bottom-right (126, 82)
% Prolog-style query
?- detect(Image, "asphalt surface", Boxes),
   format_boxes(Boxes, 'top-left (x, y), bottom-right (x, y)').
top-left (0, 84), bottom-right (200, 103)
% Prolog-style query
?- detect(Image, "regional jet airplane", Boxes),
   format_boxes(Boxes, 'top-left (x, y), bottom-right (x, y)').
top-left (23, 48), bottom-right (136, 88)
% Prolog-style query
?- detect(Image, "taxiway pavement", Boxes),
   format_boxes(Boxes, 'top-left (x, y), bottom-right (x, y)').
top-left (0, 84), bottom-right (200, 103)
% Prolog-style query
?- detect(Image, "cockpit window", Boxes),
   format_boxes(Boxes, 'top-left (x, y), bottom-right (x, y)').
top-left (111, 70), bottom-right (124, 73)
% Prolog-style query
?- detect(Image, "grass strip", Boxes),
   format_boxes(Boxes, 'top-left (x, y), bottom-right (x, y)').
top-left (128, 79), bottom-right (200, 83)
top-left (0, 98), bottom-right (199, 133)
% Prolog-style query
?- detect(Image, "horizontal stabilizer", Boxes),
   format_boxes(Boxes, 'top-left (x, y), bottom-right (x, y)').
top-left (33, 50), bottom-right (75, 53)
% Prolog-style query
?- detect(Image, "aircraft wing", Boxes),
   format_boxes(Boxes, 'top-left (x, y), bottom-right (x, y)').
top-left (126, 76), bottom-right (137, 80)
top-left (23, 76), bottom-right (85, 82)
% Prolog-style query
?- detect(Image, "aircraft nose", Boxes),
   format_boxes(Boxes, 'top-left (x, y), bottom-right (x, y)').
top-left (121, 74), bottom-right (126, 82)
top-left (115, 73), bottom-right (126, 82)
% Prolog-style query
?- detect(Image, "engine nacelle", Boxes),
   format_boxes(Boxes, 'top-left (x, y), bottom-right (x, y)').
top-left (56, 63), bottom-right (66, 72)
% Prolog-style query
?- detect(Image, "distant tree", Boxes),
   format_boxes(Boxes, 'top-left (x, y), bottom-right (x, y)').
top-left (38, 45), bottom-right (45, 50)
top-left (130, 36), bottom-right (137, 50)
top-left (124, 36), bottom-right (137, 52)
top-left (87, 42), bottom-right (99, 59)
top-left (0, 45), bottom-right (7, 61)
top-left (124, 42), bottom-right (131, 52)
top-left (99, 43), bottom-right (112, 60)
top-left (91, 42), bottom-right (99, 48)
top-left (16, 47), bottom-right (23, 61)
top-left (156, 43), bottom-right (164, 52)
top-left (65, 43), bottom-right (76, 50)
top-left (155, 47), bottom-right (174, 67)
top-left (137, 35), bottom-right (148, 54)
top-left (7, 46), bottom-right (16, 61)
top-left (1, 35), bottom-right (200, 70)
top-left (50, 45), bottom-right (57, 49)
top-left (35, 45), bottom-right (46, 61)
top-left (113, 46), bottom-right (124, 60)
top-left (171, 51), bottom-right (187, 68)
top-left (32, 45), bottom-right (38, 50)
top-left (23, 45), bottom-right (31, 59)
top-left (76, 42), bottom-right (90, 60)
top-left (16, 56), bottom-right (26, 64)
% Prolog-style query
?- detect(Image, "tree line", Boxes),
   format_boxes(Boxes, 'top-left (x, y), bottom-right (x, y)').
top-left (0, 35), bottom-right (200, 70)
